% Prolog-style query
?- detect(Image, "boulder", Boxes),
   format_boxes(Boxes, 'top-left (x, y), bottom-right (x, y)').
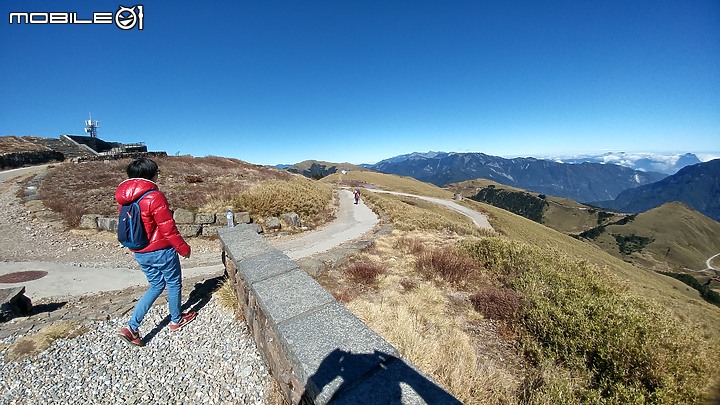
top-left (202, 225), bottom-right (220, 237)
top-left (79, 214), bottom-right (100, 229)
top-left (195, 213), bottom-right (215, 224)
top-left (281, 212), bottom-right (301, 227)
top-left (177, 224), bottom-right (201, 238)
top-left (264, 217), bottom-right (282, 231)
top-left (173, 208), bottom-right (195, 224)
top-left (97, 217), bottom-right (118, 232)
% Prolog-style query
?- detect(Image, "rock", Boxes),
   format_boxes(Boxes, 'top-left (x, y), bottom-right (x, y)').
top-left (280, 212), bottom-right (301, 227)
top-left (264, 217), bottom-right (281, 231)
top-left (177, 224), bottom-right (201, 238)
top-left (174, 208), bottom-right (195, 224)
top-left (202, 226), bottom-right (220, 237)
top-left (235, 212), bottom-right (251, 224)
top-left (97, 217), bottom-right (119, 232)
top-left (79, 214), bottom-right (100, 229)
top-left (195, 213), bottom-right (215, 224)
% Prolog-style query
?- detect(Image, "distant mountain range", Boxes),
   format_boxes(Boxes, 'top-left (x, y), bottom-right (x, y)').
top-left (549, 152), bottom-right (702, 175)
top-left (594, 159), bottom-right (720, 221)
top-left (368, 152), bottom-right (666, 203)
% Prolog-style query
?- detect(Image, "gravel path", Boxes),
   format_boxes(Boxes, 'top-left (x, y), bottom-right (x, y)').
top-left (0, 300), bottom-right (269, 404)
top-left (0, 169), bottom-right (271, 404)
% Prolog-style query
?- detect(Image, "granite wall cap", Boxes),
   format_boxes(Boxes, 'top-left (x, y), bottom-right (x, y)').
top-left (237, 250), bottom-right (301, 284)
top-left (253, 269), bottom-right (335, 324)
top-left (219, 225), bottom-right (275, 261)
top-left (278, 302), bottom-right (399, 404)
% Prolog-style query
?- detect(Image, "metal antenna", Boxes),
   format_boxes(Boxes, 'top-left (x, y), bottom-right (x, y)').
top-left (84, 113), bottom-right (99, 138)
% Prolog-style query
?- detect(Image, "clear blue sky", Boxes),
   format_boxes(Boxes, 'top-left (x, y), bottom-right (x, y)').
top-left (1, 1), bottom-right (718, 165)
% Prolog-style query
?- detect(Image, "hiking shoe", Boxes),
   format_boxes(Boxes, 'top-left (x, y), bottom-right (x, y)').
top-left (118, 326), bottom-right (144, 347)
top-left (169, 311), bottom-right (197, 332)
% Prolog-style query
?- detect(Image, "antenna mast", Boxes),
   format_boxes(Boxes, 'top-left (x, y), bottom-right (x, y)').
top-left (84, 113), bottom-right (99, 138)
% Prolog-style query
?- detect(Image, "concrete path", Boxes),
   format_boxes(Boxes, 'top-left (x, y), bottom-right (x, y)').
top-left (271, 189), bottom-right (378, 259)
top-left (368, 189), bottom-right (493, 230)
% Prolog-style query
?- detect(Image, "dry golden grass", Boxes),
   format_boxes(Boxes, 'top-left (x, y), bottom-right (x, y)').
top-left (362, 191), bottom-right (488, 236)
top-left (339, 232), bottom-right (520, 404)
top-left (236, 176), bottom-right (333, 227)
top-left (321, 170), bottom-right (453, 198)
top-left (5, 320), bottom-right (88, 362)
top-left (0, 136), bottom-right (51, 153)
top-left (213, 277), bottom-right (239, 312)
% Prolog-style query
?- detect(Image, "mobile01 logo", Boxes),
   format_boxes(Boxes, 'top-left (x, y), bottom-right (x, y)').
top-left (9, 5), bottom-right (144, 30)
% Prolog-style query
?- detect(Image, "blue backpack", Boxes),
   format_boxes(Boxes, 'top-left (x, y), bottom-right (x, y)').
top-left (118, 191), bottom-right (154, 249)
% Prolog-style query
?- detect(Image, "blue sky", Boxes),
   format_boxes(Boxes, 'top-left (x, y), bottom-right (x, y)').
top-left (1, 1), bottom-right (718, 165)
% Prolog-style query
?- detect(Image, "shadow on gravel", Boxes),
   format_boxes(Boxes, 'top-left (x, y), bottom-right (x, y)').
top-left (32, 302), bottom-right (67, 314)
top-left (141, 275), bottom-right (224, 344)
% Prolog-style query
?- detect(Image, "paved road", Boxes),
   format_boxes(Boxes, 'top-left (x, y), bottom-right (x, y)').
top-left (271, 189), bottom-right (378, 259)
top-left (368, 189), bottom-right (493, 231)
top-left (0, 165), bottom-right (49, 183)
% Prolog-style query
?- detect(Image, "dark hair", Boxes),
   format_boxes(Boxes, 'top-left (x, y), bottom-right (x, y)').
top-left (126, 158), bottom-right (158, 180)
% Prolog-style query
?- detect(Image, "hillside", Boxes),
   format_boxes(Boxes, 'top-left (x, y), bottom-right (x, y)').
top-left (450, 178), bottom-right (624, 234)
top-left (370, 151), bottom-right (666, 202)
top-left (579, 202), bottom-right (720, 274)
top-left (286, 160), bottom-right (371, 179)
top-left (595, 159), bottom-right (720, 221)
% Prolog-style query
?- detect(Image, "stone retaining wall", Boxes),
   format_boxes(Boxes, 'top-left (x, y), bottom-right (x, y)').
top-left (80, 209), bottom-right (254, 238)
top-left (218, 225), bottom-right (461, 405)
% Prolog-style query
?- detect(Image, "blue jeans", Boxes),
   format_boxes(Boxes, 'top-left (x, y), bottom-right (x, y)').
top-left (128, 247), bottom-right (183, 330)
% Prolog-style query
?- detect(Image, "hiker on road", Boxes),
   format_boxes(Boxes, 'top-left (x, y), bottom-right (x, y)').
top-left (115, 158), bottom-right (196, 346)
top-left (354, 189), bottom-right (361, 204)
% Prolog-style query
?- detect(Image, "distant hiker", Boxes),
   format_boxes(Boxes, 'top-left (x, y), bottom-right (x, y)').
top-left (115, 158), bottom-right (196, 346)
top-left (354, 189), bottom-right (360, 204)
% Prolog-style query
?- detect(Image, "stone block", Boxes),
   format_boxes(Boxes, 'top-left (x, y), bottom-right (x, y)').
top-left (238, 250), bottom-right (300, 284)
top-left (235, 211), bottom-right (251, 224)
top-left (97, 217), bottom-right (118, 232)
top-left (331, 356), bottom-right (462, 404)
top-left (265, 216), bottom-right (281, 230)
top-left (202, 225), bottom-right (219, 237)
top-left (281, 212), bottom-right (301, 227)
top-left (219, 225), bottom-right (275, 262)
top-left (277, 302), bottom-right (400, 405)
top-left (79, 214), bottom-right (100, 229)
top-left (195, 213), bottom-right (215, 224)
top-left (173, 208), bottom-right (195, 224)
top-left (177, 224), bottom-right (201, 238)
top-left (253, 268), bottom-right (334, 324)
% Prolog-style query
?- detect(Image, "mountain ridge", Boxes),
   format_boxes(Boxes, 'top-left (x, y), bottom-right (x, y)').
top-left (368, 152), bottom-right (667, 203)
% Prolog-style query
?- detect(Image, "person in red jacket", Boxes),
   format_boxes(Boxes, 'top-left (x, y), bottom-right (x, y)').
top-left (115, 158), bottom-right (196, 346)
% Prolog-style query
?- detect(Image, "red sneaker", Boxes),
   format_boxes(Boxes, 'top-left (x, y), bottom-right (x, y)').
top-left (169, 311), bottom-right (197, 332)
top-left (118, 326), bottom-right (144, 346)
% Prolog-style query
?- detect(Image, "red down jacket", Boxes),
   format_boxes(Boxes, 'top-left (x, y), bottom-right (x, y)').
top-left (115, 178), bottom-right (191, 257)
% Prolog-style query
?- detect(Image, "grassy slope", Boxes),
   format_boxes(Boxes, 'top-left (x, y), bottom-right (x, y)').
top-left (449, 178), bottom-right (610, 233)
top-left (593, 202), bottom-right (720, 272)
top-left (459, 198), bottom-right (720, 338)
top-left (327, 171), bottom-right (720, 337)
top-left (322, 170), bottom-right (453, 198)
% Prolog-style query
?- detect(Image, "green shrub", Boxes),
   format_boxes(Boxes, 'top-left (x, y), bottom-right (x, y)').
top-left (470, 187), bottom-right (547, 223)
top-left (461, 237), bottom-right (716, 403)
top-left (613, 233), bottom-right (654, 255)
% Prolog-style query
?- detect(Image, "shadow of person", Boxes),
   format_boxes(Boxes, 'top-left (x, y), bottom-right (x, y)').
top-left (141, 275), bottom-right (224, 344)
top-left (303, 348), bottom-right (461, 404)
